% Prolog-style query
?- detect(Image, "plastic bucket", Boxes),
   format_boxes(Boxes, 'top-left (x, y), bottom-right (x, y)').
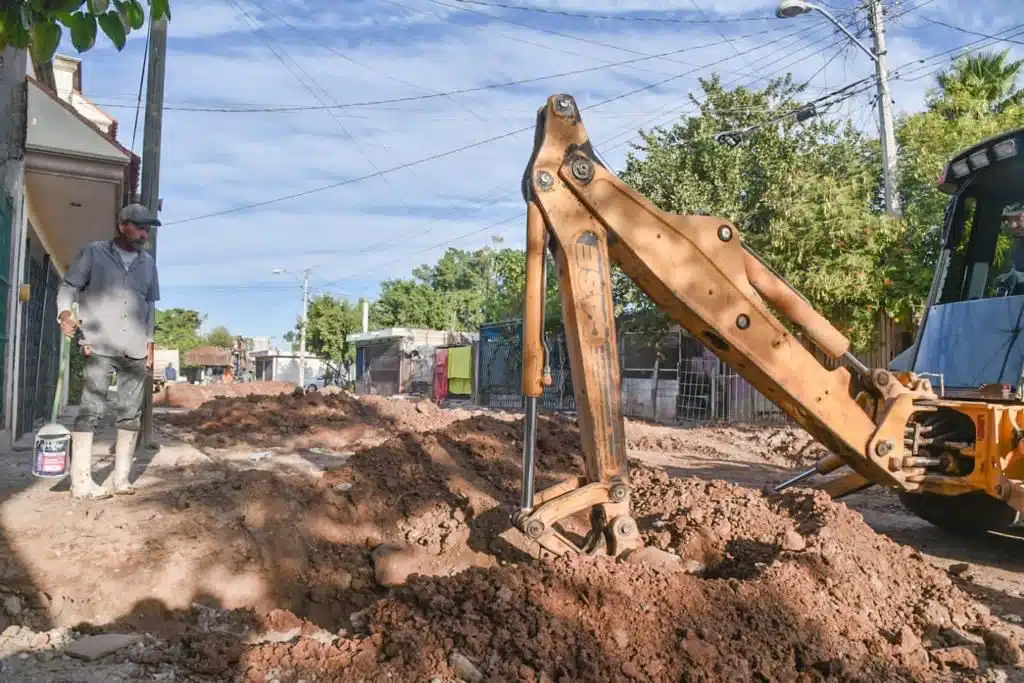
top-left (32, 423), bottom-right (71, 478)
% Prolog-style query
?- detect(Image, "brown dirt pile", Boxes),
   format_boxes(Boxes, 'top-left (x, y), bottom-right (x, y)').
top-left (164, 391), bottom-right (476, 451)
top-left (158, 381), bottom-right (297, 410)
top-left (157, 456), bottom-right (1020, 682)
top-left (627, 422), bottom-right (827, 467)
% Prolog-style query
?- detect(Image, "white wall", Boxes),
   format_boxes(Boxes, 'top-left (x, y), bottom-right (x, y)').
top-left (271, 355), bottom-right (328, 387)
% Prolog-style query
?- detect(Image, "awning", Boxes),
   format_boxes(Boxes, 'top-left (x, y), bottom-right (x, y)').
top-left (22, 76), bottom-right (138, 272)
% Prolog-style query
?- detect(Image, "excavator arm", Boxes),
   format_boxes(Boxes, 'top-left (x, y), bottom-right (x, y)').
top-left (514, 94), bottom-right (940, 559)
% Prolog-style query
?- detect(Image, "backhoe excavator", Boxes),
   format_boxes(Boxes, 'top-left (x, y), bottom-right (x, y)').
top-left (513, 93), bottom-right (1024, 558)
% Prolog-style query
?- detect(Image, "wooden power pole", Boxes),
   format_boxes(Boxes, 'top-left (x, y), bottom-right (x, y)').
top-left (137, 13), bottom-right (168, 453)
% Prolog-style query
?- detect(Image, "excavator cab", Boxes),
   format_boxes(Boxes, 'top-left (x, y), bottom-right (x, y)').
top-left (886, 129), bottom-right (1024, 533)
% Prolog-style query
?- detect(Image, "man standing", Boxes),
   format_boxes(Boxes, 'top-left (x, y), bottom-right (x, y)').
top-left (57, 203), bottom-right (161, 499)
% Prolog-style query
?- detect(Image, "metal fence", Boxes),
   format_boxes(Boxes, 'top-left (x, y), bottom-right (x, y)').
top-left (477, 322), bottom-right (788, 425)
top-left (477, 321), bottom-right (575, 413)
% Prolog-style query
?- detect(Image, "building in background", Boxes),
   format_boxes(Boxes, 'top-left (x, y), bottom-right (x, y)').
top-left (250, 346), bottom-right (329, 389)
top-left (346, 327), bottom-right (477, 398)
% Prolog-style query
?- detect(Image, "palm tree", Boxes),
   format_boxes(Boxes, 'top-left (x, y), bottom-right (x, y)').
top-left (932, 49), bottom-right (1024, 114)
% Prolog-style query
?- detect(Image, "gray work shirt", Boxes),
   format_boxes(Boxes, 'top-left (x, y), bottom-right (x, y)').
top-left (56, 240), bottom-right (160, 360)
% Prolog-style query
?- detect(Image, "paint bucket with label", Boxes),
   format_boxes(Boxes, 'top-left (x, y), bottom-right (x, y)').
top-left (33, 423), bottom-right (71, 477)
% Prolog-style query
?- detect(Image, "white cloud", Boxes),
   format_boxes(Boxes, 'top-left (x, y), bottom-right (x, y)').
top-left (64, 0), bottom-right (1024, 336)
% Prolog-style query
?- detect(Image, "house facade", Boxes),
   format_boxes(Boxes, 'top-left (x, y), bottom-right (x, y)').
top-left (0, 48), bottom-right (140, 445)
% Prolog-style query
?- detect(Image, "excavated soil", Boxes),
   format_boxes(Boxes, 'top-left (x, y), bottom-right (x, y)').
top-left (2, 394), bottom-right (1020, 681)
top-left (157, 381), bottom-right (299, 410)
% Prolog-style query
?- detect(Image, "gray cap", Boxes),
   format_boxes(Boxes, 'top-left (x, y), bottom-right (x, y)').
top-left (118, 203), bottom-right (161, 227)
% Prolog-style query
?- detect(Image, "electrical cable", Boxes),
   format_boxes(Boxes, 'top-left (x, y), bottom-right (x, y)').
top-left (98, 25), bottom-right (810, 114)
top-left (449, 0), bottom-right (782, 24)
top-left (130, 21), bottom-right (151, 152)
top-left (162, 20), bottom-right (836, 227)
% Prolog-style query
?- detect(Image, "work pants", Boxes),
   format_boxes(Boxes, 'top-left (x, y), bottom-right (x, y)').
top-left (73, 353), bottom-right (148, 432)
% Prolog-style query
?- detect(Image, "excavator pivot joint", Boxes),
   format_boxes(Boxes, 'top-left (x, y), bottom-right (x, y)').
top-left (569, 155), bottom-right (594, 184)
top-left (524, 519), bottom-right (546, 539)
top-left (717, 225), bottom-right (733, 241)
top-left (736, 314), bottom-right (750, 330)
top-left (609, 483), bottom-right (628, 502)
top-left (553, 95), bottom-right (576, 118)
top-left (535, 171), bottom-right (554, 191)
top-left (875, 439), bottom-right (893, 457)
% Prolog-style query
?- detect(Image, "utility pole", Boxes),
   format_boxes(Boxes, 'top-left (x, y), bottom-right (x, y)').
top-left (868, 0), bottom-right (901, 217)
top-left (299, 268), bottom-right (310, 389)
top-left (775, 0), bottom-right (901, 216)
top-left (137, 13), bottom-right (168, 453)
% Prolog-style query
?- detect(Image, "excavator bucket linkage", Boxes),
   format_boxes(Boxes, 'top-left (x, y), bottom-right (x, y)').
top-left (509, 94), bottom-right (1021, 558)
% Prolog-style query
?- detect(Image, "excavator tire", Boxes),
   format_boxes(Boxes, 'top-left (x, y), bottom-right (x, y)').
top-left (897, 490), bottom-right (1019, 536)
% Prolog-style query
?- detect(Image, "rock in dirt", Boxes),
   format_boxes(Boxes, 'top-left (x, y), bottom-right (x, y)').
top-left (624, 546), bottom-right (684, 572)
top-left (2, 595), bottom-right (22, 616)
top-left (982, 628), bottom-right (1022, 665)
top-left (948, 562), bottom-right (971, 577)
top-left (449, 651), bottom-right (483, 683)
top-left (65, 633), bottom-right (144, 661)
top-left (929, 645), bottom-right (979, 670)
top-left (372, 544), bottom-right (425, 587)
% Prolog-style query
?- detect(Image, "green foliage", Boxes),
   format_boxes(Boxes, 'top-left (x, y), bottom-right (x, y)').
top-left (932, 50), bottom-right (1024, 117)
top-left (618, 74), bottom-right (900, 350)
top-left (155, 307), bottom-right (204, 357)
top-left (283, 295), bottom-right (364, 367)
top-left (371, 240), bottom-right (561, 331)
top-left (0, 0), bottom-right (169, 64)
top-left (204, 325), bottom-right (234, 348)
top-left (892, 50), bottom-right (1024, 322)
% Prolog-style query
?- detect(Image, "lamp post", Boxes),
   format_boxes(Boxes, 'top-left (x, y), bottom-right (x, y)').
top-left (776, 0), bottom-right (901, 217)
top-left (274, 267), bottom-right (311, 389)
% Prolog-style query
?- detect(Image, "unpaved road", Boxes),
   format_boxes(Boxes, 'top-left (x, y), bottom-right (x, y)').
top-left (0, 388), bottom-right (1020, 681)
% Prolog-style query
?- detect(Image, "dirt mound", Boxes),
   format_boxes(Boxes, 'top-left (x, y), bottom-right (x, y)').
top-left (154, 467), bottom-right (1023, 682)
top-left (164, 391), bottom-right (476, 451)
top-left (626, 422), bottom-right (827, 467)
top-left (158, 381), bottom-right (297, 410)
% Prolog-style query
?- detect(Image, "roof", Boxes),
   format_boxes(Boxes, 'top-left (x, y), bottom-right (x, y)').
top-left (184, 346), bottom-right (233, 367)
top-left (938, 127), bottom-right (1024, 195)
top-left (25, 75), bottom-right (133, 164)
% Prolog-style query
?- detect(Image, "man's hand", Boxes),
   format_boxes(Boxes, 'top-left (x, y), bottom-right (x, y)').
top-left (146, 342), bottom-right (155, 370)
top-left (58, 310), bottom-right (79, 338)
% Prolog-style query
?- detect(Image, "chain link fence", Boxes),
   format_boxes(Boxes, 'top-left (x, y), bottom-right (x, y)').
top-left (477, 321), bottom-right (787, 425)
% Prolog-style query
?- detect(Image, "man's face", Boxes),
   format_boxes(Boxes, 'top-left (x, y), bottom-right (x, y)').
top-left (119, 220), bottom-right (151, 249)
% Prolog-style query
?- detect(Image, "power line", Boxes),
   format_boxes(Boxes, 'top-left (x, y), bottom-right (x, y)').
top-left (164, 21), bottom-right (835, 227)
top-left (129, 21), bottom-right (151, 152)
top-left (449, 0), bottom-right (780, 24)
top-left (97, 27), bottom-right (806, 114)
top-left (911, 14), bottom-right (1024, 47)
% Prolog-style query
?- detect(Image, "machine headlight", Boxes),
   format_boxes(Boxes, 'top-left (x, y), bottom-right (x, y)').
top-left (951, 159), bottom-right (970, 178)
top-left (993, 138), bottom-right (1018, 160)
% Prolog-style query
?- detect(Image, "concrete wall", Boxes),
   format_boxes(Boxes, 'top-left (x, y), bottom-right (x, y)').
top-left (270, 355), bottom-right (328, 387)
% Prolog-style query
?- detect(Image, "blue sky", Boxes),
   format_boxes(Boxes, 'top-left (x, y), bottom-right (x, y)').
top-left (58, 0), bottom-right (1022, 341)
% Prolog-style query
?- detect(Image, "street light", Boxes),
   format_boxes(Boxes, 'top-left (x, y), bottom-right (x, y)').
top-left (273, 267), bottom-right (311, 390)
top-left (775, 0), bottom-right (901, 217)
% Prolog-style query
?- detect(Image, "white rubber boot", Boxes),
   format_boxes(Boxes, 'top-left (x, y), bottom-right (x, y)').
top-left (70, 432), bottom-right (110, 500)
top-left (110, 429), bottom-right (138, 495)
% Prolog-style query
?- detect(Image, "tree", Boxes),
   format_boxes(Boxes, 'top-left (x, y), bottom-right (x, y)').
top-left (204, 326), bottom-right (234, 348)
top-left (1, 0), bottom-right (171, 65)
top-left (617, 74), bottom-right (900, 350)
top-left (155, 308), bottom-right (203, 354)
top-left (932, 50), bottom-right (1024, 116)
top-left (282, 295), bottom-right (363, 375)
top-left (370, 241), bottom-right (563, 332)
